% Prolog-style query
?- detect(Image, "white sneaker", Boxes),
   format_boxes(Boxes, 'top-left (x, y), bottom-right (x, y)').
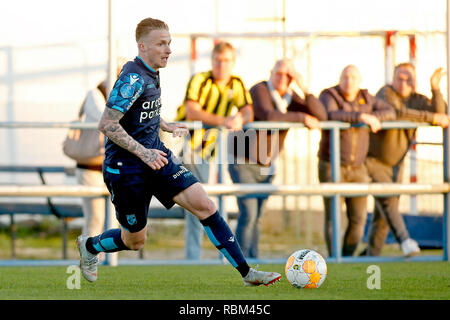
top-left (401, 238), bottom-right (420, 257)
top-left (76, 235), bottom-right (99, 282)
top-left (242, 266), bottom-right (281, 287)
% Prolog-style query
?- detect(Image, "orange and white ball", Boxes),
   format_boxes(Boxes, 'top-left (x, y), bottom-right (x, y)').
top-left (285, 249), bottom-right (327, 288)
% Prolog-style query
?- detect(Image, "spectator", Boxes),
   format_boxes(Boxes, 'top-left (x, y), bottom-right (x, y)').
top-left (227, 58), bottom-right (327, 258)
top-left (75, 61), bottom-right (125, 239)
top-left (75, 80), bottom-right (111, 238)
top-left (317, 65), bottom-right (396, 257)
top-left (361, 63), bottom-right (448, 257)
top-left (175, 41), bottom-right (253, 260)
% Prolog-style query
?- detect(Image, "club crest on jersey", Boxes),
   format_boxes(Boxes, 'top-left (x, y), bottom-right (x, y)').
top-left (118, 73), bottom-right (140, 98)
top-left (126, 214), bottom-right (137, 226)
top-left (120, 84), bottom-right (135, 98)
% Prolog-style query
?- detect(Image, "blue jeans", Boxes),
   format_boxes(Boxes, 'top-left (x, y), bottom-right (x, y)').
top-left (228, 163), bottom-right (275, 258)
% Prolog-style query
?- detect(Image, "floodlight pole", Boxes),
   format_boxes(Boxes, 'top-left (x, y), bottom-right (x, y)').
top-left (330, 127), bottom-right (342, 262)
top-left (107, 0), bottom-right (117, 96)
top-left (282, 0), bottom-right (287, 58)
top-left (105, 0), bottom-right (118, 267)
top-left (384, 31), bottom-right (396, 85)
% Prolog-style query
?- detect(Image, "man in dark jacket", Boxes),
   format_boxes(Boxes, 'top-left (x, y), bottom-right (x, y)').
top-left (228, 59), bottom-right (327, 258)
top-left (362, 63), bottom-right (448, 257)
top-left (318, 65), bottom-right (396, 257)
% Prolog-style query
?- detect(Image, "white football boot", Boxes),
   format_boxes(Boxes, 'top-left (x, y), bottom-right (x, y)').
top-left (401, 238), bottom-right (420, 257)
top-left (242, 266), bottom-right (281, 287)
top-left (77, 235), bottom-right (99, 282)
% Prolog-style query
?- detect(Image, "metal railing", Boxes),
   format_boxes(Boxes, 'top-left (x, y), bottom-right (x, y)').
top-left (0, 120), bottom-right (448, 265)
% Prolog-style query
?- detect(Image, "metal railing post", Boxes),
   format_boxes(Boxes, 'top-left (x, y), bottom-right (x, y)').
top-left (443, 128), bottom-right (449, 262)
top-left (103, 195), bottom-right (110, 266)
top-left (103, 195), bottom-right (118, 266)
top-left (216, 127), bottom-right (227, 219)
top-left (62, 218), bottom-right (68, 259)
top-left (330, 126), bottom-right (342, 262)
top-left (216, 127), bottom-right (227, 262)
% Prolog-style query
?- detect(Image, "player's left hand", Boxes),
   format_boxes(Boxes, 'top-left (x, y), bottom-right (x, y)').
top-left (165, 122), bottom-right (189, 137)
top-left (172, 125), bottom-right (189, 138)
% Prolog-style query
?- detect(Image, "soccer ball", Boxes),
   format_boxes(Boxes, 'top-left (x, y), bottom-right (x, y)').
top-left (285, 249), bottom-right (327, 288)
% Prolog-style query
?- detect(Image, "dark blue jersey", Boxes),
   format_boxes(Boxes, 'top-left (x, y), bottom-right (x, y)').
top-left (104, 56), bottom-right (165, 172)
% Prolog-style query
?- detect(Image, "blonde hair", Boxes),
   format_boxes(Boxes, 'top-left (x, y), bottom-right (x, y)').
top-left (212, 41), bottom-right (235, 58)
top-left (135, 18), bottom-right (169, 43)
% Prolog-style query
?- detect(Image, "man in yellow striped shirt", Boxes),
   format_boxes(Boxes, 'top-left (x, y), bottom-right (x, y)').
top-left (176, 41), bottom-right (253, 260)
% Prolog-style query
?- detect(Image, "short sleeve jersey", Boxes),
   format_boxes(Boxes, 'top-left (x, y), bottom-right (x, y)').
top-left (104, 56), bottom-right (164, 171)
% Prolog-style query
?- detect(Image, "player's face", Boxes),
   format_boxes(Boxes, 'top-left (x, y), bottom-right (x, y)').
top-left (393, 67), bottom-right (414, 98)
top-left (339, 66), bottom-right (361, 99)
top-left (140, 29), bottom-right (172, 70)
top-left (211, 49), bottom-right (235, 82)
top-left (270, 62), bottom-right (292, 96)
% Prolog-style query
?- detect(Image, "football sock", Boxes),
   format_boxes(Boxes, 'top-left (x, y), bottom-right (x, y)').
top-left (85, 228), bottom-right (129, 254)
top-left (200, 211), bottom-right (250, 277)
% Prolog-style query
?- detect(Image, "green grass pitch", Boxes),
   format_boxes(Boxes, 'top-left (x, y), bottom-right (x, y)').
top-left (0, 262), bottom-right (449, 300)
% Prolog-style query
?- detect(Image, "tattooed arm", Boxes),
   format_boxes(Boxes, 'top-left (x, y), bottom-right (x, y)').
top-left (98, 108), bottom-right (168, 170)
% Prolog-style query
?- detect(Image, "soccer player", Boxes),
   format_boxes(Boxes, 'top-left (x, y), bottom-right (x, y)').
top-left (76, 17), bottom-right (281, 287)
top-left (175, 41), bottom-right (253, 260)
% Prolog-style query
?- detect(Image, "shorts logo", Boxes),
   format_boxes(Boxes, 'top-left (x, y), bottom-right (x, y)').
top-left (126, 214), bottom-right (137, 226)
top-left (173, 166), bottom-right (189, 179)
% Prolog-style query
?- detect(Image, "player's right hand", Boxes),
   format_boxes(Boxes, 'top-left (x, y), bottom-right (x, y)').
top-left (140, 148), bottom-right (168, 170)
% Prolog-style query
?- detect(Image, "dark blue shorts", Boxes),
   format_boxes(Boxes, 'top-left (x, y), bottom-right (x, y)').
top-left (103, 149), bottom-right (199, 233)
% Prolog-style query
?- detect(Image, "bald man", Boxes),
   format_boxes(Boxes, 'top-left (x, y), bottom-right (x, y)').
top-left (317, 65), bottom-right (396, 257)
top-left (227, 58), bottom-right (327, 258)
